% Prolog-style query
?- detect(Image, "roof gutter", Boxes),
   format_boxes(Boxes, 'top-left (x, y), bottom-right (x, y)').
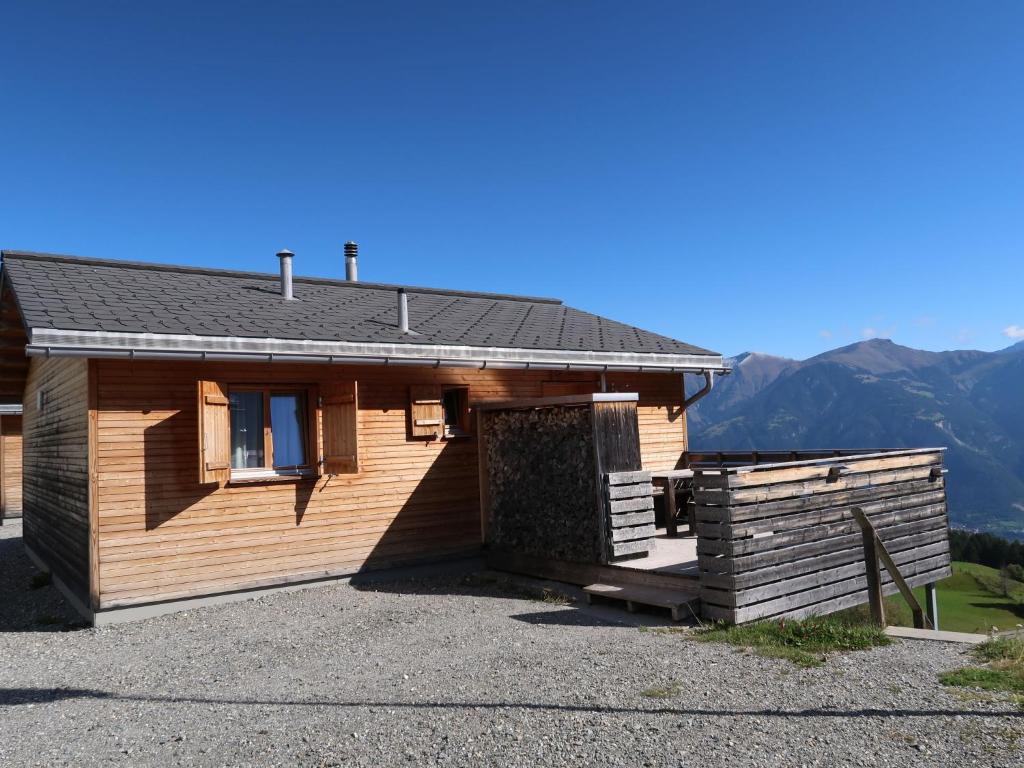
top-left (25, 328), bottom-right (729, 374)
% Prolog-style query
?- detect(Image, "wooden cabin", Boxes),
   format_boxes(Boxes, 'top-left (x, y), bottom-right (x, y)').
top-left (0, 249), bottom-right (727, 623)
top-left (1, 249), bottom-right (953, 626)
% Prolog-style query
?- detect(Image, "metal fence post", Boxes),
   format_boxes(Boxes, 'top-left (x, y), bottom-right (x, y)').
top-left (925, 582), bottom-right (939, 631)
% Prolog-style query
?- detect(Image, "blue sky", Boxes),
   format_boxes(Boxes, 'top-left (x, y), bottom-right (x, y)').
top-left (2, 2), bottom-right (1021, 360)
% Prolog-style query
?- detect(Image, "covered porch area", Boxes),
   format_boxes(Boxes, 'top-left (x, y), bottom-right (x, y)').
top-left (480, 400), bottom-right (952, 624)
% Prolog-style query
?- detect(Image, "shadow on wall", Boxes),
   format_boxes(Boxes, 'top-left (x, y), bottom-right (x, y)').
top-left (143, 407), bottom-right (320, 530)
top-left (350, 436), bottom-right (481, 581)
top-left (143, 409), bottom-right (218, 530)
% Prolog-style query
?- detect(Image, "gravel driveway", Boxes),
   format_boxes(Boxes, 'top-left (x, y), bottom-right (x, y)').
top-left (0, 519), bottom-right (1021, 767)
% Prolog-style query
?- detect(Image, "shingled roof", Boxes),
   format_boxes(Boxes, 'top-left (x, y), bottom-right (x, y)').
top-left (0, 250), bottom-right (724, 371)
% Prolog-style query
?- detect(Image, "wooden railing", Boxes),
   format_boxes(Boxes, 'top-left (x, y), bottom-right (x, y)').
top-left (682, 448), bottom-right (893, 469)
top-left (852, 507), bottom-right (934, 630)
top-left (692, 448), bottom-right (952, 624)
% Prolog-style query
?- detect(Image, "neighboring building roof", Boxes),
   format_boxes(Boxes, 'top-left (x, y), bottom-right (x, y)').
top-left (0, 250), bottom-right (725, 372)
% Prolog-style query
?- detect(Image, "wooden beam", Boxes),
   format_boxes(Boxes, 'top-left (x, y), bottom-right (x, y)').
top-left (852, 506), bottom-right (931, 629)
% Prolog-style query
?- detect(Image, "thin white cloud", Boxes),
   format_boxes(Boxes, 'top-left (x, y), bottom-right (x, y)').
top-left (953, 328), bottom-right (974, 345)
top-left (861, 324), bottom-right (895, 340)
top-left (1004, 324), bottom-right (1024, 340)
top-left (914, 315), bottom-right (936, 328)
top-left (818, 329), bottom-right (832, 339)
top-left (861, 327), bottom-right (892, 339)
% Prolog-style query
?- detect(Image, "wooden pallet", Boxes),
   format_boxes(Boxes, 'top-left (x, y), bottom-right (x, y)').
top-left (584, 582), bottom-right (700, 621)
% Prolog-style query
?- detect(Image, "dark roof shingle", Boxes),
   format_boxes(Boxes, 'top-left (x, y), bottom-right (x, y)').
top-left (1, 250), bottom-right (718, 358)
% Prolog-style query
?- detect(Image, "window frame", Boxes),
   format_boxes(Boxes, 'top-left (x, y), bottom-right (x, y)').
top-left (227, 383), bottom-right (319, 481)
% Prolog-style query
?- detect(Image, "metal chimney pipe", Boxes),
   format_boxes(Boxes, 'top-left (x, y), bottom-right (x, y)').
top-left (344, 241), bottom-right (359, 282)
top-left (397, 288), bottom-right (409, 333)
top-left (277, 249), bottom-right (295, 300)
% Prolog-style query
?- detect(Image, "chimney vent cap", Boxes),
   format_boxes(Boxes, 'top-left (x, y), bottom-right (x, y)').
top-left (277, 249), bottom-right (294, 258)
top-left (345, 241), bottom-right (359, 281)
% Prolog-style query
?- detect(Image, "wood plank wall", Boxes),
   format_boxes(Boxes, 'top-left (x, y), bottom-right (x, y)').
top-left (1, 415), bottom-right (23, 519)
top-left (606, 374), bottom-right (687, 471)
top-left (22, 358), bottom-right (90, 602)
top-left (694, 449), bottom-right (952, 624)
top-left (93, 362), bottom-right (687, 608)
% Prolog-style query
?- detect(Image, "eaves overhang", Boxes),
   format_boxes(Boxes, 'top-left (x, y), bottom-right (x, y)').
top-left (25, 328), bottom-right (729, 374)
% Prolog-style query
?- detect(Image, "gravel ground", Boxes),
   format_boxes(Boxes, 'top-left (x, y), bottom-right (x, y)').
top-left (1, 519), bottom-right (1021, 767)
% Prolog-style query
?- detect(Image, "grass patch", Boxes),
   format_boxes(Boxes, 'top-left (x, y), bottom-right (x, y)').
top-left (696, 617), bottom-right (890, 667)
top-left (940, 667), bottom-right (1024, 694)
top-left (539, 588), bottom-right (572, 605)
top-left (29, 571), bottom-right (52, 590)
top-left (640, 681), bottom-right (682, 698)
top-left (461, 574), bottom-right (574, 605)
top-left (973, 636), bottom-right (1024, 664)
top-left (638, 626), bottom-right (689, 635)
top-left (940, 636), bottom-right (1024, 703)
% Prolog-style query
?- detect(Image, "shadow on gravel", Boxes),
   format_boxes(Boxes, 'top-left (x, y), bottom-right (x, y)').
top-left (510, 609), bottom-right (619, 627)
top-left (0, 525), bottom-right (87, 633)
top-left (1, 687), bottom-right (113, 705)
top-left (1, 686), bottom-right (1020, 719)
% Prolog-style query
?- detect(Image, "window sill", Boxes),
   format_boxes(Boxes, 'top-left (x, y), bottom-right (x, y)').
top-left (228, 469), bottom-right (317, 486)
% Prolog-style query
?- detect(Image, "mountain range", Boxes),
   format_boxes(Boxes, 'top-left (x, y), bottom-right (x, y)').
top-left (688, 338), bottom-right (1024, 538)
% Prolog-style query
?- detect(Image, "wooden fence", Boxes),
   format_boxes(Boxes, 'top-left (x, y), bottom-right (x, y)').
top-left (693, 448), bottom-right (952, 623)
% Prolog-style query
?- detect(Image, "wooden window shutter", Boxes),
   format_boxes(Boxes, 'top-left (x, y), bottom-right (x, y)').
top-left (321, 380), bottom-right (358, 474)
top-left (198, 380), bottom-right (231, 485)
top-left (409, 384), bottom-right (443, 438)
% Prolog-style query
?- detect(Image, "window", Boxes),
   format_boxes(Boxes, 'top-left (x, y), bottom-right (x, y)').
top-left (269, 393), bottom-right (308, 468)
top-left (442, 387), bottom-right (470, 437)
top-left (199, 379), bottom-right (358, 486)
top-left (409, 385), bottom-right (471, 439)
top-left (228, 387), bottom-right (312, 476)
top-left (230, 391), bottom-right (265, 469)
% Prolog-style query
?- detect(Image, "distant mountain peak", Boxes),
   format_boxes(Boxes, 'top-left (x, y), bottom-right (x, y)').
top-left (806, 338), bottom-right (939, 373)
top-left (730, 351), bottom-right (795, 366)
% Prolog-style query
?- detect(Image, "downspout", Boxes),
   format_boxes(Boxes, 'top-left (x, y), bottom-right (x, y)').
top-left (681, 370), bottom-right (715, 411)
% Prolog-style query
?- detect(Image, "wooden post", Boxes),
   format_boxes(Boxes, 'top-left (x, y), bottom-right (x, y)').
top-left (664, 479), bottom-right (678, 538)
top-left (857, 513), bottom-right (886, 627)
top-left (925, 582), bottom-right (939, 631)
top-left (851, 506), bottom-right (933, 630)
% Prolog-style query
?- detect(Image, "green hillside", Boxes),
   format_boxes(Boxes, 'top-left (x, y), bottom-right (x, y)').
top-left (878, 562), bottom-right (1024, 634)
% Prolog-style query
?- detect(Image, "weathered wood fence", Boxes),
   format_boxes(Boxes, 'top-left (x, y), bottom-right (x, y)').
top-left (693, 448), bottom-right (952, 623)
top-left (605, 471), bottom-right (656, 559)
